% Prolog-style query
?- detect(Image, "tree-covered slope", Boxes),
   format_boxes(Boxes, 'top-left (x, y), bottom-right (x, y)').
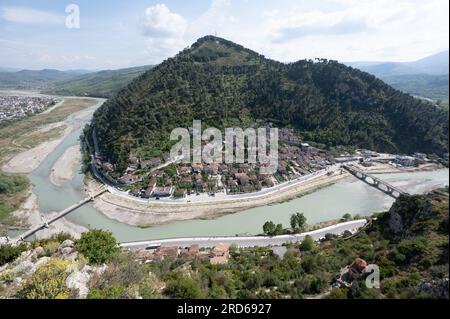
top-left (90, 36), bottom-right (449, 171)
top-left (0, 69), bottom-right (88, 90)
top-left (45, 65), bottom-right (153, 98)
top-left (382, 74), bottom-right (448, 102)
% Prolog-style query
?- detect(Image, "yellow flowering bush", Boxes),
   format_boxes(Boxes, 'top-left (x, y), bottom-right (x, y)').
top-left (18, 258), bottom-right (73, 299)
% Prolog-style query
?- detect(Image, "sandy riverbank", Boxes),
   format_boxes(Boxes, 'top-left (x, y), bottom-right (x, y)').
top-left (72, 108), bottom-right (96, 121)
top-left (86, 170), bottom-right (350, 227)
top-left (1, 123), bottom-right (73, 174)
top-left (351, 162), bottom-right (443, 174)
top-left (9, 188), bottom-right (88, 240)
top-left (49, 145), bottom-right (81, 186)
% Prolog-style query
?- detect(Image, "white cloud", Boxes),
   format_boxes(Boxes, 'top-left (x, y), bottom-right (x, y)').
top-left (187, 0), bottom-right (236, 38)
top-left (143, 37), bottom-right (187, 64)
top-left (264, 1), bottom-right (416, 43)
top-left (139, 4), bottom-right (187, 38)
top-left (138, 4), bottom-right (188, 63)
top-left (1, 6), bottom-right (64, 25)
top-left (254, 0), bottom-right (449, 62)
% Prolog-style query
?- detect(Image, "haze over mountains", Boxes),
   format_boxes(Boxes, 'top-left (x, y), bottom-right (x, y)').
top-left (0, 69), bottom-right (90, 90)
top-left (88, 36), bottom-right (448, 173)
top-left (1, 49), bottom-right (447, 102)
top-left (43, 65), bottom-right (153, 98)
top-left (346, 51), bottom-right (449, 101)
top-left (347, 50), bottom-right (449, 76)
top-left (0, 66), bottom-right (153, 98)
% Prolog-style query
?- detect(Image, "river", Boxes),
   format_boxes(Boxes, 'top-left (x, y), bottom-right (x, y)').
top-left (26, 100), bottom-right (449, 242)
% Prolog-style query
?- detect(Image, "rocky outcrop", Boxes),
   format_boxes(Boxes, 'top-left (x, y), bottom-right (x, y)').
top-left (55, 240), bottom-right (78, 261)
top-left (418, 278), bottom-right (449, 299)
top-left (0, 241), bottom-right (94, 298)
top-left (388, 194), bottom-right (434, 235)
top-left (66, 269), bottom-right (90, 298)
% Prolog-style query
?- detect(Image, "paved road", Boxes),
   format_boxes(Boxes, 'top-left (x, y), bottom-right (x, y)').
top-left (120, 219), bottom-right (367, 250)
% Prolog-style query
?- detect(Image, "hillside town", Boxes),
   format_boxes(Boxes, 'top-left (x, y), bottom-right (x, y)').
top-left (0, 95), bottom-right (57, 122)
top-left (92, 128), bottom-right (337, 199)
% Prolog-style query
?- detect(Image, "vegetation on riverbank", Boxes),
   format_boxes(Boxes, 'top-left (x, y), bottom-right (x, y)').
top-left (0, 188), bottom-right (447, 299)
top-left (0, 172), bottom-right (29, 225)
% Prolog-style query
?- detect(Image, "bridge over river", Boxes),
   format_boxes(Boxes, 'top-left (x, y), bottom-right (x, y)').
top-left (13, 186), bottom-right (108, 242)
top-left (343, 164), bottom-right (407, 198)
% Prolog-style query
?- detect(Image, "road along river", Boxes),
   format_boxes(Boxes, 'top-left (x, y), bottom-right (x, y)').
top-left (20, 101), bottom-right (450, 243)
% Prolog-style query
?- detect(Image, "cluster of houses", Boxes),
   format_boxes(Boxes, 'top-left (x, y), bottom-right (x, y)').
top-left (94, 141), bottom-right (336, 199)
top-left (0, 95), bottom-right (57, 122)
top-left (134, 243), bottom-right (231, 265)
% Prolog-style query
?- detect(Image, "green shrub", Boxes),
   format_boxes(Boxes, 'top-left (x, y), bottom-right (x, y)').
top-left (87, 285), bottom-right (127, 299)
top-left (41, 241), bottom-right (60, 257)
top-left (0, 271), bottom-right (15, 284)
top-left (328, 288), bottom-right (348, 299)
top-left (139, 284), bottom-right (162, 299)
top-left (75, 229), bottom-right (120, 264)
top-left (0, 243), bottom-right (28, 266)
top-left (300, 235), bottom-right (314, 251)
top-left (164, 276), bottom-right (204, 299)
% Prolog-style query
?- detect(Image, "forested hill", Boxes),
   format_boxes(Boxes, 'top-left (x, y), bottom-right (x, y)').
top-left (44, 65), bottom-right (153, 98)
top-left (90, 36), bottom-right (449, 171)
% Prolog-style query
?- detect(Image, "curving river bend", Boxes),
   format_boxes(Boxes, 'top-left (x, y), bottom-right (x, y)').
top-left (27, 100), bottom-right (449, 242)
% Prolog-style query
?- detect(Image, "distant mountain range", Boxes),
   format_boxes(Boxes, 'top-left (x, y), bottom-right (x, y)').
top-left (347, 50), bottom-right (448, 76)
top-left (0, 69), bottom-right (92, 90)
top-left (43, 65), bottom-right (153, 98)
top-left (1, 50), bottom-right (447, 102)
top-left (346, 51), bottom-right (449, 101)
top-left (0, 66), bottom-right (153, 98)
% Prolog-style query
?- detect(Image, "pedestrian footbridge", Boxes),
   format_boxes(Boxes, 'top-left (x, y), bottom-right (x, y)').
top-left (15, 186), bottom-right (108, 242)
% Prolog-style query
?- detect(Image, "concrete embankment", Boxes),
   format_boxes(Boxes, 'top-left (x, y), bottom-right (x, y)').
top-left (121, 219), bottom-right (368, 250)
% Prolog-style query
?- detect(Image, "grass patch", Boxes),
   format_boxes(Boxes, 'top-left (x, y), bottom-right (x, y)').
top-left (0, 172), bottom-right (30, 223)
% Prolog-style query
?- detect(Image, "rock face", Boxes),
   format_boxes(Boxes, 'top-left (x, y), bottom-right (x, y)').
top-left (388, 194), bottom-right (433, 235)
top-left (419, 278), bottom-right (449, 299)
top-left (66, 270), bottom-right (90, 298)
top-left (11, 260), bottom-right (35, 277)
top-left (0, 240), bottom-right (103, 299)
top-left (55, 240), bottom-right (78, 261)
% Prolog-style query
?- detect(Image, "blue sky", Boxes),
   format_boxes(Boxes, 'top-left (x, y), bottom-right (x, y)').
top-left (0, 0), bottom-right (448, 70)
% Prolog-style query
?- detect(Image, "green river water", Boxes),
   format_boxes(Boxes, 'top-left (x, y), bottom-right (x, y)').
top-left (25, 100), bottom-right (449, 242)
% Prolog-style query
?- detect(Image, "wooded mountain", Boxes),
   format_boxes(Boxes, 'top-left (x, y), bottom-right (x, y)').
top-left (45, 65), bottom-right (153, 98)
top-left (90, 36), bottom-right (449, 172)
top-left (0, 69), bottom-right (90, 90)
top-left (381, 74), bottom-right (448, 102)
